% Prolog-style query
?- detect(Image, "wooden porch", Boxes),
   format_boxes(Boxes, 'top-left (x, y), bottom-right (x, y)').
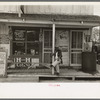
top-left (2, 65), bottom-right (100, 82)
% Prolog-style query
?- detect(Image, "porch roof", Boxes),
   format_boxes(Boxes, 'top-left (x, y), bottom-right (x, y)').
top-left (22, 14), bottom-right (100, 23)
top-left (0, 13), bottom-right (100, 23)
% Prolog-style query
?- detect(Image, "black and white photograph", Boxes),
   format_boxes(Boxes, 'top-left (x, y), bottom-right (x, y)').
top-left (0, 1), bottom-right (100, 98)
top-left (0, 3), bottom-right (100, 83)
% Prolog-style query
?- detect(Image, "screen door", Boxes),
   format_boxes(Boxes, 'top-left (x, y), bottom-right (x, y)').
top-left (70, 30), bottom-right (83, 66)
top-left (43, 30), bottom-right (52, 63)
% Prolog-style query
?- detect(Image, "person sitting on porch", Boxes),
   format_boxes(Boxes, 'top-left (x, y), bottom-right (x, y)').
top-left (51, 46), bottom-right (63, 75)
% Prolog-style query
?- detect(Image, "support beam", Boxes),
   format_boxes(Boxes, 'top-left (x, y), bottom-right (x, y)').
top-left (18, 5), bottom-right (21, 17)
top-left (0, 19), bottom-right (99, 27)
top-left (99, 25), bottom-right (100, 42)
top-left (52, 23), bottom-right (55, 75)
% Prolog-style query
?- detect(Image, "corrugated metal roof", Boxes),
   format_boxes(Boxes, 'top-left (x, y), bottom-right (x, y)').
top-left (21, 14), bottom-right (100, 23)
top-left (23, 14), bottom-right (100, 22)
top-left (0, 13), bottom-right (100, 22)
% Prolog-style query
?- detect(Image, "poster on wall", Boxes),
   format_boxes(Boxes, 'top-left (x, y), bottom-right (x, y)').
top-left (59, 30), bottom-right (68, 46)
top-left (0, 34), bottom-right (9, 44)
top-left (0, 49), bottom-right (7, 77)
top-left (56, 30), bottom-right (69, 52)
top-left (56, 30), bottom-right (69, 65)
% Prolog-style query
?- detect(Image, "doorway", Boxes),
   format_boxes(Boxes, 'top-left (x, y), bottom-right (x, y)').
top-left (70, 30), bottom-right (83, 66)
top-left (43, 29), bottom-right (52, 63)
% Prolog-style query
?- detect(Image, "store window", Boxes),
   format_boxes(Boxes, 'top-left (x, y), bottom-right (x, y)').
top-left (12, 27), bottom-right (39, 56)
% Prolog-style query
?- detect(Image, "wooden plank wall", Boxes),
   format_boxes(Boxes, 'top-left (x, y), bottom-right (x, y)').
top-left (0, 5), bottom-right (19, 13)
top-left (24, 5), bottom-right (93, 15)
top-left (0, 24), bottom-right (10, 58)
top-left (0, 5), bottom-right (93, 15)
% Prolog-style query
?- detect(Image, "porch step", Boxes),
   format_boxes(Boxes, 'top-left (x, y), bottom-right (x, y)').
top-left (39, 75), bottom-right (75, 81)
top-left (39, 75), bottom-right (100, 81)
top-left (75, 75), bottom-right (100, 81)
top-left (4, 74), bottom-right (39, 82)
top-left (0, 77), bottom-right (39, 82)
top-left (1, 74), bottom-right (100, 82)
top-left (6, 68), bottom-right (100, 82)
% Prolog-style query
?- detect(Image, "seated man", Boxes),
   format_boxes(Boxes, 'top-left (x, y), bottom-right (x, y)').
top-left (51, 46), bottom-right (63, 75)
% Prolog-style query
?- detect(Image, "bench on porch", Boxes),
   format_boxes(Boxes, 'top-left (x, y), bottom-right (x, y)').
top-left (7, 57), bottom-right (51, 69)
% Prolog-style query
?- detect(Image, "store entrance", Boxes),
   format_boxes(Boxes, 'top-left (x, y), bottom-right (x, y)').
top-left (43, 29), bottom-right (52, 64)
top-left (70, 30), bottom-right (83, 66)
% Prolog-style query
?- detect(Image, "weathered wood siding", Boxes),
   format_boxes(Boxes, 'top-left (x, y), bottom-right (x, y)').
top-left (24, 5), bottom-right (93, 15)
top-left (0, 5), bottom-right (19, 13)
top-left (0, 5), bottom-right (93, 15)
top-left (0, 24), bottom-right (10, 58)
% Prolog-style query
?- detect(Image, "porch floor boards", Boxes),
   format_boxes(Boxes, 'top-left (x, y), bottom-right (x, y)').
top-left (7, 67), bottom-right (100, 76)
top-left (4, 65), bottom-right (100, 82)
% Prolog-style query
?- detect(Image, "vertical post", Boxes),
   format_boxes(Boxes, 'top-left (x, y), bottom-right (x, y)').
top-left (52, 23), bottom-right (55, 75)
top-left (18, 5), bottom-right (21, 17)
top-left (99, 25), bottom-right (100, 42)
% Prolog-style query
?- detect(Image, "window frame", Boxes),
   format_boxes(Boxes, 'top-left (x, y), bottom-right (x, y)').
top-left (11, 27), bottom-right (40, 57)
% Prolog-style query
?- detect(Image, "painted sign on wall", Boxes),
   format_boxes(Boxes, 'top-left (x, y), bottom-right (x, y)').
top-left (0, 49), bottom-right (7, 77)
top-left (0, 34), bottom-right (9, 44)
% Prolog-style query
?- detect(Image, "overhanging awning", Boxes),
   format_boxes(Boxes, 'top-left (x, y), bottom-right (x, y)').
top-left (20, 14), bottom-right (100, 22)
top-left (0, 13), bottom-right (100, 27)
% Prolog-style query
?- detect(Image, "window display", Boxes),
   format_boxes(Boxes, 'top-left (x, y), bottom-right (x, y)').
top-left (12, 28), bottom-right (39, 56)
top-left (13, 42), bottom-right (25, 55)
top-left (27, 30), bottom-right (39, 41)
top-left (27, 43), bottom-right (39, 55)
top-left (13, 30), bottom-right (25, 41)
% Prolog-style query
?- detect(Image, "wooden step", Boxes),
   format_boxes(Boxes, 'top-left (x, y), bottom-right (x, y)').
top-left (1, 74), bottom-right (100, 82)
top-left (0, 77), bottom-right (39, 82)
top-left (6, 74), bottom-right (39, 82)
top-left (39, 75), bottom-right (100, 81)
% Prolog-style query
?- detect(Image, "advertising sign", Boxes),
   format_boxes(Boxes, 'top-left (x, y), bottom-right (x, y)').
top-left (0, 49), bottom-right (7, 77)
top-left (0, 34), bottom-right (9, 44)
top-left (14, 30), bottom-right (25, 41)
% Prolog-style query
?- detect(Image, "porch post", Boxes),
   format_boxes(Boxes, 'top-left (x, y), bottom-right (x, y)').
top-left (52, 23), bottom-right (55, 75)
top-left (99, 24), bottom-right (100, 42)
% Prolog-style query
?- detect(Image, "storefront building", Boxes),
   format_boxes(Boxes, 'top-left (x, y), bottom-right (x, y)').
top-left (0, 5), bottom-right (100, 71)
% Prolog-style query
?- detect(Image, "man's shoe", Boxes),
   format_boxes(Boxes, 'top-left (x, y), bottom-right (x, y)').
top-left (50, 65), bottom-right (54, 67)
top-left (56, 72), bottom-right (59, 76)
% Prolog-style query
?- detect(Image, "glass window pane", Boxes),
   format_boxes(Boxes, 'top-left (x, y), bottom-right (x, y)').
top-left (44, 31), bottom-right (52, 48)
top-left (12, 28), bottom-right (40, 56)
top-left (72, 31), bottom-right (83, 49)
top-left (44, 31), bottom-right (49, 48)
top-left (71, 53), bottom-right (76, 64)
top-left (13, 42), bottom-right (25, 55)
top-left (77, 32), bottom-right (82, 48)
top-left (50, 31), bottom-right (52, 47)
top-left (72, 32), bottom-right (77, 48)
top-left (77, 53), bottom-right (82, 64)
top-left (27, 30), bottom-right (39, 41)
top-left (27, 43), bottom-right (39, 55)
